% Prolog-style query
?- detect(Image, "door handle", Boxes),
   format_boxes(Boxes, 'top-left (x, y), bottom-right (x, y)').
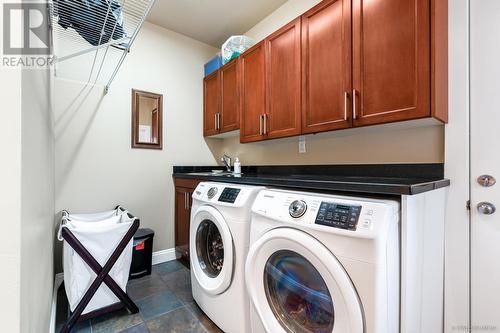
top-left (477, 202), bottom-right (496, 215)
top-left (478, 175), bottom-right (496, 187)
top-left (263, 114), bottom-right (267, 135)
top-left (352, 89), bottom-right (357, 120)
top-left (344, 92), bottom-right (349, 121)
top-left (259, 114), bottom-right (263, 135)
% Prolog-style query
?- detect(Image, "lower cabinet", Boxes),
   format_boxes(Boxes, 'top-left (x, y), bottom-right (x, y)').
top-left (174, 178), bottom-right (201, 265)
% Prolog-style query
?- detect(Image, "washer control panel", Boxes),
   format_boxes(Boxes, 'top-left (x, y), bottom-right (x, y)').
top-left (218, 187), bottom-right (241, 203)
top-left (315, 202), bottom-right (362, 231)
top-left (252, 189), bottom-right (399, 237)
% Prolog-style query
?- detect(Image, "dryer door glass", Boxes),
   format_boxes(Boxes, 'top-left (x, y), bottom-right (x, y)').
top-left (264, 250), bottom-right (334, 333)
top-left (196, 219), bottom-right (224, 277)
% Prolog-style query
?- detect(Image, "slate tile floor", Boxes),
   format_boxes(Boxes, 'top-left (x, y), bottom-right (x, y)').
top-left (56, 260), bottom-right (224, 333)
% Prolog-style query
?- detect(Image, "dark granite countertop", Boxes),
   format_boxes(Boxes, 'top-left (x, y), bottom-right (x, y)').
top-left (173, 164), bottom-right (450, 196)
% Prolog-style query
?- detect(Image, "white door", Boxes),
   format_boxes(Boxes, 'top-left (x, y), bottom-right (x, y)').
top-left (245, 228), bottom-right (363, 333)
top-left (470, 1), bottom-right (500, 330)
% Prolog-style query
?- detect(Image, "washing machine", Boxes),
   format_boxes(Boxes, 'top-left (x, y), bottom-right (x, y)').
top-left (245, 189), bottom-right (400, 333)
top-left (190, 182), bottom-right (265, 333)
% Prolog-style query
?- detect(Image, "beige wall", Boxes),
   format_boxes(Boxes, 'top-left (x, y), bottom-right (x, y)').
top-left (211, 121), bottom-right (444, 166)
top-left (212, 0), bottom-right (445, 165)
top-left (20, 67), bottom-right (55, 333)
top-left (54, 22), bottom-right (221, 268)
top-left (246, 0), bottom-right (323, 42)
top-left (0, 58), bottom-right (22, 333)
top-left (0, 8), bottom-right (54, 332)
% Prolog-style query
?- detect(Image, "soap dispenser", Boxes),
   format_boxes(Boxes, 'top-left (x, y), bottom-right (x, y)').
top-left (234, 157), bottom-right (241, 174)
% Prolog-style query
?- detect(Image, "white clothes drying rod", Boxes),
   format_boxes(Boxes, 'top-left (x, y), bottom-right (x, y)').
top-left (50, 0), bottom-right (156, 92)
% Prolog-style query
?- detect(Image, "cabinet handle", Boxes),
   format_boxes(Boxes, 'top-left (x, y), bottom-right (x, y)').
top-left (184, 192), bottom-right (188, 210)
top-left (259, 114), bottom-right (263, 135)
top-left (352, 89), bottom-right (357, 120)
top-left (217, 113), bottom-right (221, 131)
top-left (344, 92), bottom-right (349, 121)
top-left (214, 114), bottom-right (218, 130)
top-left (263, 114), bottom-right (267, 135)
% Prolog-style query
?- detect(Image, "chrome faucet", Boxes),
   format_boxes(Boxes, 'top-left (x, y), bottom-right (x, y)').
top-left (221, 154), bottom-right (232, 172)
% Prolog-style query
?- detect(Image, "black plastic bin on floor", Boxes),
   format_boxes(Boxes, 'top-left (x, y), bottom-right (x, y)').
top-left (130, 228), bottom-right (155, 279)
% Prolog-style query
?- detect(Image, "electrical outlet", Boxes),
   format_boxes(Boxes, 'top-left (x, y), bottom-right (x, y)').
top-left (299, 136), bottom-right (306, 154)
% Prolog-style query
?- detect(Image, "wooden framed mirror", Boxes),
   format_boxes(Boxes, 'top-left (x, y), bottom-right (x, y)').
top-left (131, 89), bottom-right (163, 150)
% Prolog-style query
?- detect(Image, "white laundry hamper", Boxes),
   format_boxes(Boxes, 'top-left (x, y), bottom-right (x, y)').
top-left (58, 206), bottom-right (140, 332)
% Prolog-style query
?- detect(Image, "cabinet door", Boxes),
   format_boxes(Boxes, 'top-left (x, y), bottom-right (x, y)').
top-left (220, 59), bottom-right (240, 133)
top-left (352, 0), bottom-right (430, 126)
top-left (175, 187), bottom-right (190, 260)
top-left (203, 71), bottom-right (221, 136)
top-left (302, 0), bottom-right (352, 134)
top-left (265, 18), bottom-right (302, 139)
top-left (240, 42), bottom-right (267, 143)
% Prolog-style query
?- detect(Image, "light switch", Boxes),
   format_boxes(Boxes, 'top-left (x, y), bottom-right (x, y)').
top-left (299, 136), bottom-right (306, 154)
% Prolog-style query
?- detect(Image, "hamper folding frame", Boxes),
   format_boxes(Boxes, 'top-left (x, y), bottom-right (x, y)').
top-left (59, 209), bottom-right (140, 333)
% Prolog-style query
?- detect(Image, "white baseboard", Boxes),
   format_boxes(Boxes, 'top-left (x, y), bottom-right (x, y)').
top-left (49, 248), bottom-right (176, 332)
top-left (152, 248), bottom-right (177, 265)
top-left (49, 273), bottom-right (64, 333)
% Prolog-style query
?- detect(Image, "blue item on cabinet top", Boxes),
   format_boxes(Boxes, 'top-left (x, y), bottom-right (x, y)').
top-left (204, 53), bottom-right (223, 77)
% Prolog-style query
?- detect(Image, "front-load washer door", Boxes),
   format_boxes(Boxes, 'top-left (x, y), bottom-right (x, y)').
top-left (245, 228), bottom-right (364, 333)
top-left (190, 205), bottom-right (234, 296)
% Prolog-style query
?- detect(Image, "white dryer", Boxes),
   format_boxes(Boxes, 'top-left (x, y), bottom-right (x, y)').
top-left (190, 182), bottom-right (265, 333)
top-left (245, 189), bottom-right (400, 333)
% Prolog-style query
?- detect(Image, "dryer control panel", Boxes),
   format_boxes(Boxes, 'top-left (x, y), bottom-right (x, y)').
top-left (315, 202), bottom-right (361, 231)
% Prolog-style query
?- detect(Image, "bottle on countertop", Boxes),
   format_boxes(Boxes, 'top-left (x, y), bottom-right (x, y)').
top-left (233, 157), bottom-right (241, 174)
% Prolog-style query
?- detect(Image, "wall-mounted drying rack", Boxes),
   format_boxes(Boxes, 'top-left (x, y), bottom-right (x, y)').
top-left (50, 0), bottom-right (156, 93)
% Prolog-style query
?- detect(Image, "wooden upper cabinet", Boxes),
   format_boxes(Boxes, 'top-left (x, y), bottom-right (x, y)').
top-left (220, 58), bottom-right (240, 132)
top-left (240, 42), bottom-right (267, 143)
top-left (203, 71), bottom-right (220, 136)
top-left (210, 0), bottom-right (447, 141)
top-left (352, 0), bottom-right (431, 126)
top-left (265, 18), bottom-right (302, 139)
top-left (431, 0), bottom-right (448, 123)
top-left (204, 60), bottom-right (240, 137)
top-left (302, 0), bottom-right (352, 134)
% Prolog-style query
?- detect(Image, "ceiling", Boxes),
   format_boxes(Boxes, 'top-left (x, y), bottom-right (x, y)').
top-left (147, 0), bottom-right (288, 47)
